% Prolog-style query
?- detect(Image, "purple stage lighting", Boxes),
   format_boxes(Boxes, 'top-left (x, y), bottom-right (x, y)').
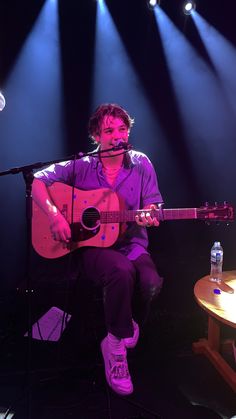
top-left (183, 1), bottom-right (196, 15)
top-left (147, 0), bottom-right (160, 10)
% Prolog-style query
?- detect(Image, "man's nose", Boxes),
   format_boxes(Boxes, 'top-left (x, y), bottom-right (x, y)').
top-left (113, 132), bottom-right (122, 140)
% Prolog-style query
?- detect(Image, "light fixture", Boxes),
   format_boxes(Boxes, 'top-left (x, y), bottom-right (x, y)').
top-left (0, 91), bottom-right (6, 111)
top-left (183, 1), bottom-right (196, 15)
top-left (147, 0), bottom-right (161, 10)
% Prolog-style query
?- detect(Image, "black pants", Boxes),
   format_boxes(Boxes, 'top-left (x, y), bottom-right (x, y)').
top-left (78, 248), bottom-right (163, 339)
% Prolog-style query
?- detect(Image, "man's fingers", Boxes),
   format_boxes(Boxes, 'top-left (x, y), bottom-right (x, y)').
top-left (135, 209), bottom-right (160, 227)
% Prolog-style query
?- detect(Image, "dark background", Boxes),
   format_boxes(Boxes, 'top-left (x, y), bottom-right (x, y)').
top-left (0, 0), bottom-right (236, 315)
top-left (0, 1), bottom-right (236, 418)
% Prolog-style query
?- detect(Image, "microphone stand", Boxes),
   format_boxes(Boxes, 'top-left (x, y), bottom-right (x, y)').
top-left (0, 143), bottom-right (131, 418)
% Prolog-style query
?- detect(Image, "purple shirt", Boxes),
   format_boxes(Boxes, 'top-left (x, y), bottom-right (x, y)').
top-left (34, 149), bottom-right (163, 260)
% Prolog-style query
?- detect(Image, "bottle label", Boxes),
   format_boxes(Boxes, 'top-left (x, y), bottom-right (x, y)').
top-left (211, 252), bottom-right (223, 263)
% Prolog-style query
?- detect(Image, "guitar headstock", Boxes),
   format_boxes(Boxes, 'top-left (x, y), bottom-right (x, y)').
top-left (197, 202), bottom-right (234, 222)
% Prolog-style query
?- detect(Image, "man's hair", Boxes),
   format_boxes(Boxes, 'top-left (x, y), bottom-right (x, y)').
top-left (88, 103), bottom-right (134, 141)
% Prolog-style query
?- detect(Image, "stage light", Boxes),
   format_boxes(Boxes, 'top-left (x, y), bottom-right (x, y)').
top-left (183, 1), bottom-right (196, 15)
top-left (147, 0), bottom-right (161, 10)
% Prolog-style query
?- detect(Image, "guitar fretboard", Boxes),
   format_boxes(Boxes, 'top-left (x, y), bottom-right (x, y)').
top-left (99, 208), bottom-right (197, 223)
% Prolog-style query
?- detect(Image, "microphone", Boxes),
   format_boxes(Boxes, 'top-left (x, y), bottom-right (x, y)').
top-left (0, 92), bottom-right (6, 111)
top-left (113, 139), bottom-right (132, 151)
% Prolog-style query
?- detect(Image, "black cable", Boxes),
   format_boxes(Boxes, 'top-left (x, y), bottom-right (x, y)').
top-left (117, 395), bottom-right (163, 419)
top-left (105, 383), bottom-right (113, 419)
top-left (35, 319), bottom-right (44, 341)
top-left (40, 154), bottom-right (78, 379)
top-left (27, 154), bottom-right (78, 347)
top-left (57, 153), bottom-right (77, 342)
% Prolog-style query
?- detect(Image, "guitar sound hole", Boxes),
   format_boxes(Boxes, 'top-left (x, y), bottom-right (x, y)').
top-left (81, 207), bottom-right (100, 230)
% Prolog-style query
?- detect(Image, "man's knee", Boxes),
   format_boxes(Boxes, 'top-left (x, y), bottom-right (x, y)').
top-left (141, 272), bottom-right (163, 303)
top-left (150, 274), bottom-right (163, 299)
top-left (104, 257), bottom-right (136, 287)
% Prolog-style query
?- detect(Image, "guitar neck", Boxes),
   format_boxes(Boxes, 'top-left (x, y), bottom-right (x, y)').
top-left (159, 208), bottom-right (197, 220)
top-left (100, 208), bottom-right (197, 223)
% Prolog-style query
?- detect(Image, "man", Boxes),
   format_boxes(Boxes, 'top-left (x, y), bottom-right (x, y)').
top-left (32, 103), bottom-right (163, 395)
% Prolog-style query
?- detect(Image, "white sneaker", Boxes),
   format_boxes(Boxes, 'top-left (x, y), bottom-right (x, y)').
top-left (124, 320), bottom-right (140, 349)
top-left (100, 336), bottom-right (133, 395)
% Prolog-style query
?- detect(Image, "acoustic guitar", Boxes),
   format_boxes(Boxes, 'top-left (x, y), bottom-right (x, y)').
top-left (32, 182), bottom-right (234, 259)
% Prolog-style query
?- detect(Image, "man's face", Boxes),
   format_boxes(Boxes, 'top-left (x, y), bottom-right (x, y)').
top-left (95, 116), bottom-right (129, 154)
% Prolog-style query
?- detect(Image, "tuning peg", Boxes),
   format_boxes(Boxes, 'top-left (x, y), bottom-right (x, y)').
top-left (204, 201), bottom-right (209, 207)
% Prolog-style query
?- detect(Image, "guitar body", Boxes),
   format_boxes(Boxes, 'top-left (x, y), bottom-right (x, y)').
top-left (32, 183), bottom-right (120, 259)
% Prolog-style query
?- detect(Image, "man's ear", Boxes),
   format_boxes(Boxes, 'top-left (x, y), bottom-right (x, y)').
top-left (94, 135), bottom-right (100, 143)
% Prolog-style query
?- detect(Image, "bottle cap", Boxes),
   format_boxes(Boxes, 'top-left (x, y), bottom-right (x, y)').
top-left (213, 288), bottom-right (221, 294)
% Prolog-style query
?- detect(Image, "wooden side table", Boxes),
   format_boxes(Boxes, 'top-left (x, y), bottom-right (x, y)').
top-left (193, 270), bottom-right (236, 393)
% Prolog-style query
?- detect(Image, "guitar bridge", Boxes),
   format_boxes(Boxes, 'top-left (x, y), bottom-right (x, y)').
top-left (70, 222), bottom-right (100, 242)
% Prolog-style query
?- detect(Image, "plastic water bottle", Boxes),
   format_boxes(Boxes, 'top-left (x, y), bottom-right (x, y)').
top-left (210, 241), bottom-right (223, 282)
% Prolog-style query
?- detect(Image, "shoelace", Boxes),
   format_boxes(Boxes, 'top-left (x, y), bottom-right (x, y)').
top-left (110, 355), bottom-right (129, 379)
